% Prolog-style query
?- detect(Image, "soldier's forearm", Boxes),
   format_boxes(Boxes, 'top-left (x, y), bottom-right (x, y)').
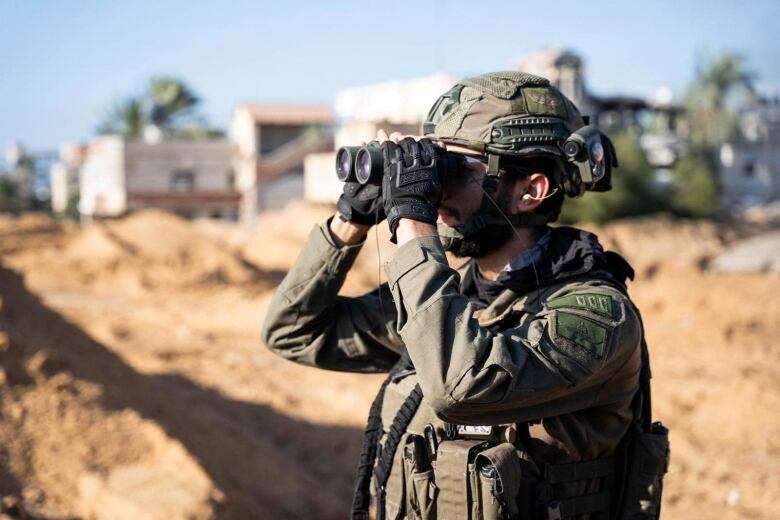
top-left (329, 214), bottom-right (370, 246)
top-left (395, 219), bottom-right (438, 246)
top-left (262, 220), bottom-right (402, 373)
top-left (262, 222), bottom-right (362, 355)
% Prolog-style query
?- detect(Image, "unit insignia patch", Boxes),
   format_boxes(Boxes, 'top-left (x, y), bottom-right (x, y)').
top-left (555, 312), bottom-right (608, 357)
top-left (547, 293), bottom-right (615, 319)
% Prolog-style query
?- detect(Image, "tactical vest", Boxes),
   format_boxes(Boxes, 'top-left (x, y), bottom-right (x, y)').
top-left (351, 260), bottom-right (669, 520)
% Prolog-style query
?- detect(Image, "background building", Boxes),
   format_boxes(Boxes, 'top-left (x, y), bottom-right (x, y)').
top-left (718, 98), bottom-right (780, 212)
top-left (51, 103), bottom-right (334, 222)
top-left (76, 136), bottom-right (238, 219)
top-left (50, 142), bottom-right (87, 215)
top-left (230, 103), bottom-right (333, 221)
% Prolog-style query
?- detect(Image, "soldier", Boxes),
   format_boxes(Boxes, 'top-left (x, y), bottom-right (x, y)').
top-left (262, 72), bottom-right (668, 519)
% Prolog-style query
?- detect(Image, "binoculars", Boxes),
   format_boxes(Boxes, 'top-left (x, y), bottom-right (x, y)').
top-left (335, 142), bottom-right (384, 185)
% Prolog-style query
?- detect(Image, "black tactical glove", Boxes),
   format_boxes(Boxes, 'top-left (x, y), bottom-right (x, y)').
top-left (336, 179), bottom-right (385, 226)
top-left (382, 137), bottom-right (445, 241)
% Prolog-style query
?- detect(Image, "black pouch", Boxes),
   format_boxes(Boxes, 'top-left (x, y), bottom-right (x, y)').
top-left (618, 422), bottom-right (670, 519)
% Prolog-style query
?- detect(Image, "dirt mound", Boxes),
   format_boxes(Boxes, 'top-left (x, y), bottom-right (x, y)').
top-left (0, 272), bottom-right (217, 519)
top-left (104, 210), bottom-right (258, 286)
top-left (0, 214), bottom-right (64, 256)
top-left (6, 210), bottom-right (258, 291)
top-left (63, 225), bottom-right (126, 263)
top-left (0, 214), bottom-right (58, 236)
top-left (2, 203), bottom-right (779, 519)
top-left (592, 215), bottom-right (725, 270)
top-left (0, 265), bottom-right (366, 519)
top-left (241, 200), bottom-right (337, 272)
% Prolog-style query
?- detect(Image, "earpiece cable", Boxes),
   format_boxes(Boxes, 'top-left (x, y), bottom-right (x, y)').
top-left (525, 187), bottom-right (560, 201)
top-left (467, 172), bottom-right (542, 289)
top-left (375, 203), bottom-right (387, 322)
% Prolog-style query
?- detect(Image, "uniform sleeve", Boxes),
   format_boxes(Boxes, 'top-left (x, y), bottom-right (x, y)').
top-left (384, 235), bottom-right (642, 425)
top-left (261, 220), bottom-right (403, 373)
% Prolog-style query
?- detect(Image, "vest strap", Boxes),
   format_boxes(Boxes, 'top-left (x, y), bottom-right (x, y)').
top-left (544, 456), bottom-right (615, 484)
top-left (373, 383), bottom-right (424, 520)
top-left (546, 492), bottom-right (609, 520)
top-left (351, 352), bottom-right (415, 520)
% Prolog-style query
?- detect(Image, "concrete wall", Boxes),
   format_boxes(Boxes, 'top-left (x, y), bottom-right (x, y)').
top-left (719, 142), bottom-right (780, 212)
top-left (304, 153), bottom-right (339, 204)
top-left (77, 137), bottom-right (239, 219)
top-left (79, 136), bottom-right (126, 217)
top-left (258, 171), bottom-right (304, 211)
top-left (124, 140), bottom-right (234, 193)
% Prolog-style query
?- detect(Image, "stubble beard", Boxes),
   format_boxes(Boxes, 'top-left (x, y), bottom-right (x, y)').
top-left (447, 191), bottom-right (516, 259)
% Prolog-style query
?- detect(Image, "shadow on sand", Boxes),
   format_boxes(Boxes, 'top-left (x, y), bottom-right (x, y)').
top-left (0, 266), bottom-right (366, 519)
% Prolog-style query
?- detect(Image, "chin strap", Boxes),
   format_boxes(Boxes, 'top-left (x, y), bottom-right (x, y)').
top-left (438, 153), bottom-right (552, 251)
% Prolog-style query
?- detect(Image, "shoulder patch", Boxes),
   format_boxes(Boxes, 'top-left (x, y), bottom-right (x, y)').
top-left (547, 293), bottom-right (615, 319)
top-left (554, 312), bottom-right (608, 357)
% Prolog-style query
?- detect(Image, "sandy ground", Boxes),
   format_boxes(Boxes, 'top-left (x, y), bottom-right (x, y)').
top-left (0, 205), bottom-right (778, 519)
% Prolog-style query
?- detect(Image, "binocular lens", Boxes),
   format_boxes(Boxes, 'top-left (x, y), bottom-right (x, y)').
top-left (356, 148), bottom-right (372, 184)
top-left (335, 143), bottom-right (382, 184)
top-left (336, 148), bottom-right (353, 182)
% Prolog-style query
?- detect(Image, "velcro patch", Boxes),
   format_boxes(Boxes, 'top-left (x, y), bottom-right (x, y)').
top-left (522, 87), bottom-right (567, 117)
top-left (555, 312), bottom-right (607, 357)
top-left (547, 293), bottom-right (615, 319)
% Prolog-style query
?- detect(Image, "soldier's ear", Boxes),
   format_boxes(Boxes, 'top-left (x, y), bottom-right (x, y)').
top-left (516, 173), bottom-right (550, 213)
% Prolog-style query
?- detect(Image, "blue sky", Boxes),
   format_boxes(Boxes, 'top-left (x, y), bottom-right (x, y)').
top-left (1, 0), bottom-right (777, 152)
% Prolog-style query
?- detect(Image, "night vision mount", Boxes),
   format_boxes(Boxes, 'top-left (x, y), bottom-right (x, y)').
top-left (560, 125), bottom-right (617, 197)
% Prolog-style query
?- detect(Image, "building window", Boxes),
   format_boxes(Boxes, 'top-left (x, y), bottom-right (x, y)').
top-left (226, 168), bottom-right (236, 190)
top-left (171, 170), bottom-right (195, 191)
top-left (743, 162), bottom-right (755, 178)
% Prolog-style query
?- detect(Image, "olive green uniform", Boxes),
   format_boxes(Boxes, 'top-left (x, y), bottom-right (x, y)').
top-left (262, 221), bottom-right (643, 519)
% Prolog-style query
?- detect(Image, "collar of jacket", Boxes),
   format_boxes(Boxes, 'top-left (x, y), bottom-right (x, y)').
top-left (498, 225), bottom-right (608, 292)
top-left (464, 226), bottom-right (610, 326)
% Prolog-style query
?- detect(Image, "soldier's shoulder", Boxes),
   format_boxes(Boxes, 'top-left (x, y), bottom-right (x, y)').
top-left (539, 279), bottom-right (641, 368)
top-left (543, 279), bottom-right (635, 322)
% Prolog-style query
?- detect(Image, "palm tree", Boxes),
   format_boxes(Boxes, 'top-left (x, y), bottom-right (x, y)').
top-left (97, 77), bottom-right (222, 140)
top-left (147, 76), bottom-right (200, 127)
top-left (685, 53), bottom-right (757, 147)
top-left (671, 53), bottom-right (758, 218)
top-left (97, 98), bottom-right (144, 138)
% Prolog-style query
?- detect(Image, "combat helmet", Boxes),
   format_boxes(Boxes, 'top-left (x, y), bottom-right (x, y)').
top-left (422, 71), bottom-right (618, 243)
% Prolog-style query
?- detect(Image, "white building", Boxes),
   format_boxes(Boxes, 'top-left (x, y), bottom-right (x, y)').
top-left (230, 103), bottom-right (333, 221)
top-left (50, 142), bottom-right (86, 214)
top-left (52, 103), bottom-right (333, 221)
top-left (76, 136), bottom-right (239, 219)
top-left (718, 100), bottom-right (780, 212)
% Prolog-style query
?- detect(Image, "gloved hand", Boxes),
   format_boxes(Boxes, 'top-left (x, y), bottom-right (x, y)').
top-left (381, 137), bottom-right (445, 241)
top-left (336, 179), bottom-right (385, 226)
